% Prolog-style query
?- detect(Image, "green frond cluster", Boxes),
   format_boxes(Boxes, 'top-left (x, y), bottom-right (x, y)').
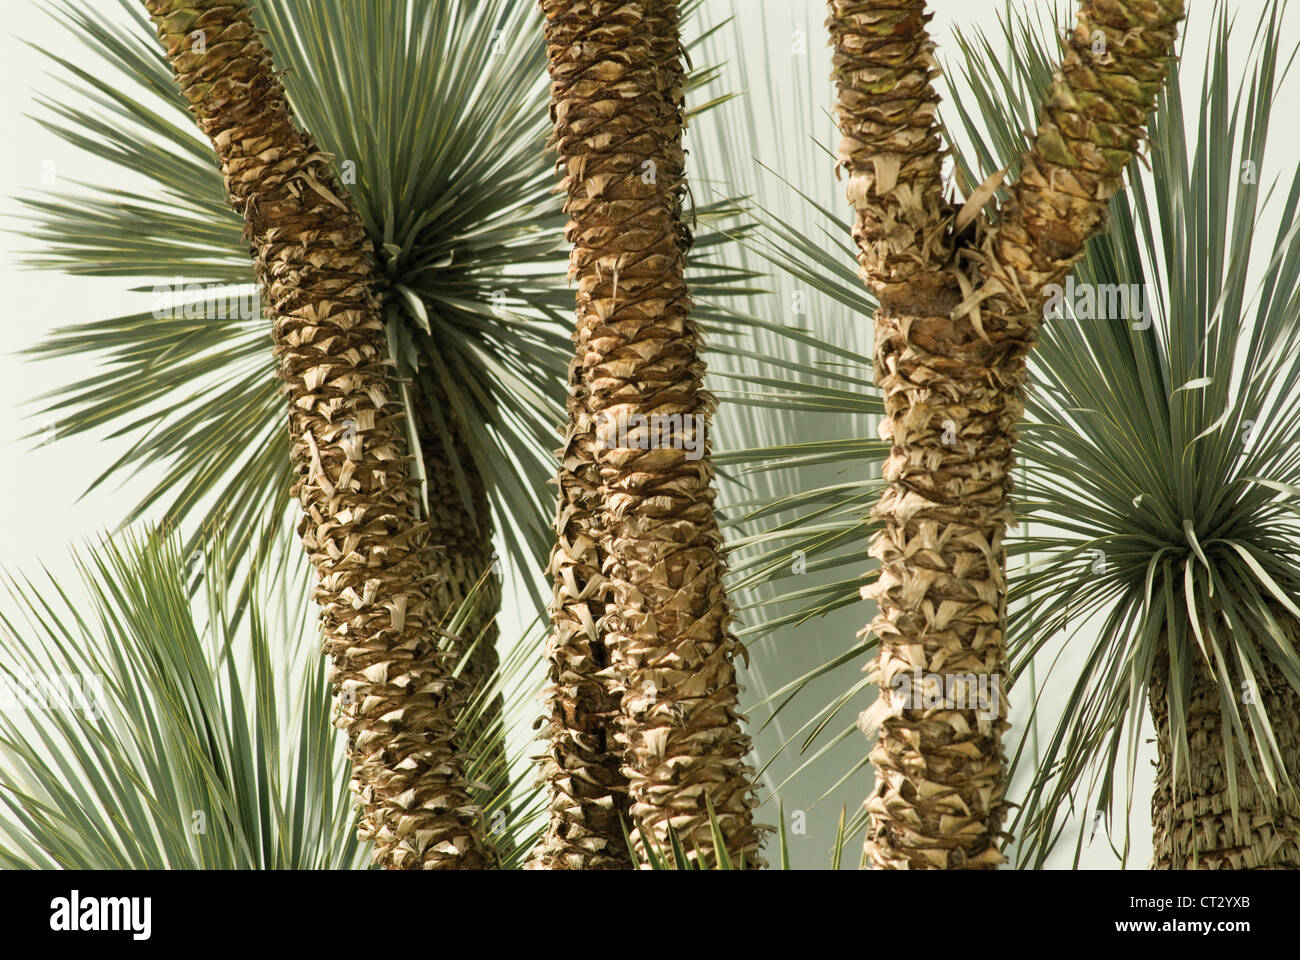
top-left (0, 532), bottom-right (363, 868)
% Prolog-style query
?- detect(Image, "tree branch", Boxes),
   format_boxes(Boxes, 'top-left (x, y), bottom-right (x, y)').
top-left (971, 0), bottom-right (1185, 330)
top-left (829, 0), bottom-right (954, 306)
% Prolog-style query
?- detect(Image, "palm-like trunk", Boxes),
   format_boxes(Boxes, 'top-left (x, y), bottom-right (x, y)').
top-left (830, 0), bottom-right (1182, 868)
top-left (539, 0), bottom-right (763, 866)
top-left (830, 0), bottom-right (1010, 872)
top-left (410, 382), bottom-right (509, 803)
top-left (1149, 643), bottom-right (1300, 869)
top-left (144, 0), bottom-right (494, 869)
top-left (532, 363), bottom-right (631, 868)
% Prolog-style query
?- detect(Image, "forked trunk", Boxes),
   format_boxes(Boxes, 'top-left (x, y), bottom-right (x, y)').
top-left (538, 0), bottom-right (763, 866)
top-left (144, 0), bottom-right (494, 868)
top-left (830, 0), bottom-right (1182, 868)
top-left (1149, 643), bottom-right (1300, 869)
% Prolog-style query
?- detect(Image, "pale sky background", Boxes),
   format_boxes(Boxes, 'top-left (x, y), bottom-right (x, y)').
top-left (1, 0), bottom-right (1296, 869)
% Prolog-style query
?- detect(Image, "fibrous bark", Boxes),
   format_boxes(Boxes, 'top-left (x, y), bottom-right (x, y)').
top-left (532, 362), bottom-right (631, 869)
top-left (973, 0), bottom-right (1186, 338)
top-left (144, 0), bottom-right (494, 869)
top-left (829, 0), bottom-right (953, 303)
top-left (1150, 640), bottom-right (1300, 870)
top-left (539, 0), bottom-right (763, 867)
top-left (410, 379), bottom-right (509, 803)
top-left (831, 0), bottom-right (1182, 869)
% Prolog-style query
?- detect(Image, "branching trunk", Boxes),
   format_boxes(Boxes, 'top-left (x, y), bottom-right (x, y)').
top-left (1150, 644), bottom-right (1300, 869)
top-left (830, 0), bottom-right (1182, 868)
top-left (144, 0), bottom-right (494, 869)
top-left (539, 0), bottom-right (763, 867)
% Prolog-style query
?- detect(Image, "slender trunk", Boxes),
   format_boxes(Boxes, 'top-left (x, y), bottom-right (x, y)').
top-left (1150, 643), bottom-right (1300, 869)
top-left (539, 0), bottom-right (763, 866)
top-left (860, 291), bottom-right (1019, 869)
top-left (831, 0), bottom-right (1012, 871)
top-left (830, 0), bottom-right (1182, 868)
top-left (532, 362), bottom-right (632, 869)
top-left (144, 0), bottom-right (494, 868)
top-left (410, 381), bottom-right (509, 800)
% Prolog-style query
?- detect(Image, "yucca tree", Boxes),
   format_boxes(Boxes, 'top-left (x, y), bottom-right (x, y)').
top-left (532, 356), bottom-right (631, 868)
top-left (26, 0), bottom-right (572, 594)
top-left (138, 0), bottom-right (501, 869)
top-left (946, 1), bottom-right (1300, 870)
top-left (18, 0), bottom-right (750, 867)
top-left (825, 0), bottom-right (1183, 868)
top-left (23, 0), bottom-right (581, 817)
top-left (536, 0), bottom-right (763, 867)
top-left (705, 0), bottom-right (1300, 870)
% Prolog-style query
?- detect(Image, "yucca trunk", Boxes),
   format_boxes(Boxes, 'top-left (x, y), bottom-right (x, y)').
top-left (532, 363), bottom-right (632, 869)
top-left (539, 0), bottom-right (763, 866)
top-left (830, 0), bottom-right (1181, 868)
top-left (410, 381), bottom-right (509, 803)
top-left (1149, 644), bottom-right (1300, 869)
top-left (144, 0), bottom-right (494, 868)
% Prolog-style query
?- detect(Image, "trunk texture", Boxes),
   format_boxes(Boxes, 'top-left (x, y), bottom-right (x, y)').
top-left (1150, 645), bottom-right (1300, 869)
top-left (144, 0), bottom-right (494, 869)
top-left (410, 381), bottom-right (509, 801)
top-left (831, 0), bottom-right (1011, 871)
top-left (539, 0), bottom-right (763, 866)
top-left (532, 362), bottom-right (632, 869)
top-left (830, 0), bottom-right (1182, 868)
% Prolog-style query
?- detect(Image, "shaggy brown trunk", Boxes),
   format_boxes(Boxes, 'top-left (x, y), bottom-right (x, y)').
top-left (830, 0), bottom-right (1182, 868)
top-left (532, 363), bottom-right (632, 869)
top-left (144, 0), bottom-right (494, 868)
top-left (538, 0), bottom-right (763, 867)
top-left (410, 381), bottom-right (509, 799)
top-left (1149, 645), bottom-right (1300, 869)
